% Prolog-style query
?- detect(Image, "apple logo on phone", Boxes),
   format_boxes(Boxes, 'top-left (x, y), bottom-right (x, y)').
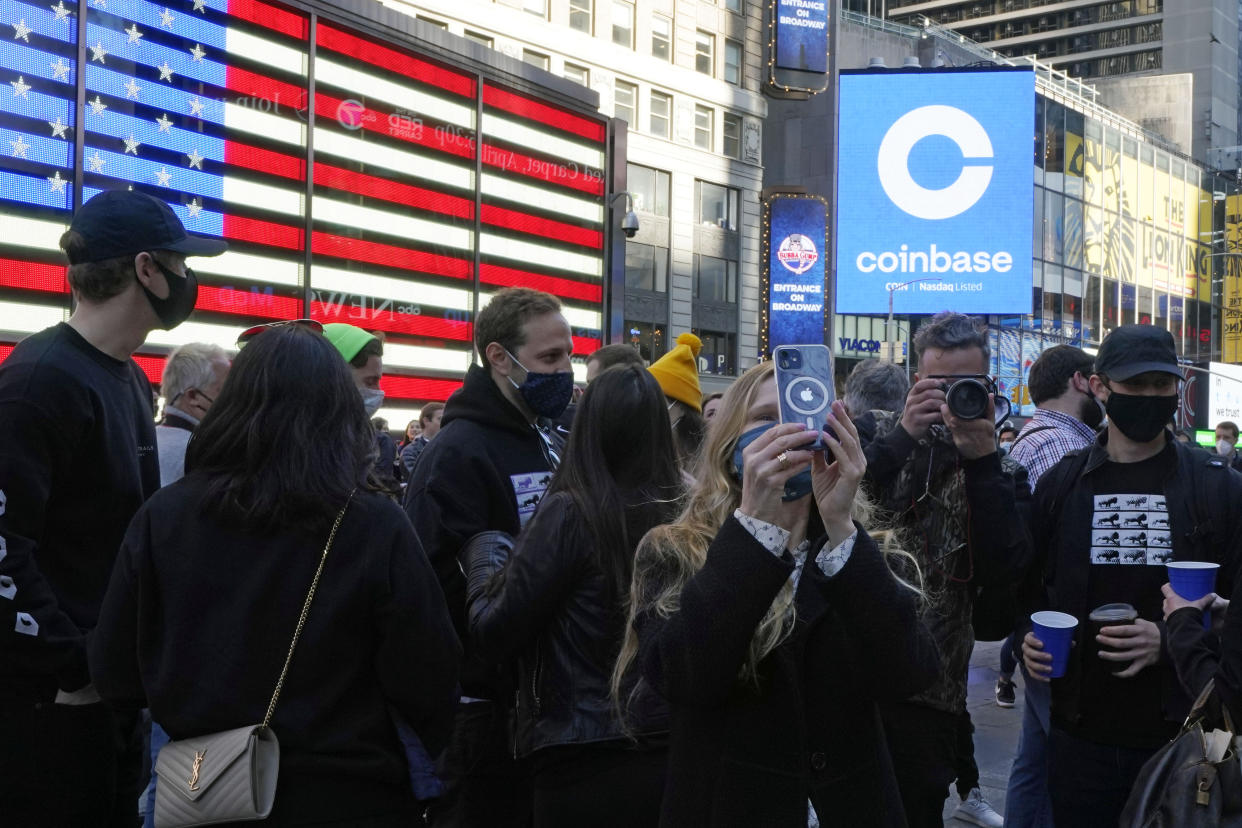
top-left (786, 377), bottom-right (829, 417)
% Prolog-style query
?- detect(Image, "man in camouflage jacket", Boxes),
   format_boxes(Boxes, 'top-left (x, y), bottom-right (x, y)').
top-left (854, 312), bottom-right (1032, 828)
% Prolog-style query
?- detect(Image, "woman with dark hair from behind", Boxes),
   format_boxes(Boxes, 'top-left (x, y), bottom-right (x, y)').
top-left (89, 324), bottom-right (460, 826)
top-left (465, 364), bottom-right (682, 827)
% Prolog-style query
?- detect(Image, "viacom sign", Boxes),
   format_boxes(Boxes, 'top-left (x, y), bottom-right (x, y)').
top-left (835, 68), bottom-right (1035, 315)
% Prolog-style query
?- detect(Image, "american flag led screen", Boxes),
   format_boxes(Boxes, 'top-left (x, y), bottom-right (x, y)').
top-left (0, 0), bottom-right (609, 412)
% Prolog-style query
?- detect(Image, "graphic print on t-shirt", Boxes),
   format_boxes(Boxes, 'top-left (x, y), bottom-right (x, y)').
top-left (1091, 494), bottom-right (1171, 565)
top-left (511, 471), bottom-right (554, 527)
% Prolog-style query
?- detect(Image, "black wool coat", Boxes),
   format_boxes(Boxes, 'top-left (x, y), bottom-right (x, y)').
top-left (635, 517), bottom-right (940, 828)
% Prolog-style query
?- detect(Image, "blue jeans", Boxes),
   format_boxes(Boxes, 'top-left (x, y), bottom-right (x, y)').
top-left (1003, 664), bottom-right (1054, 828)
top-left (1000, 633), bottom-right (1019, 676)
top-left (143, 721), bottom-right (170, 828)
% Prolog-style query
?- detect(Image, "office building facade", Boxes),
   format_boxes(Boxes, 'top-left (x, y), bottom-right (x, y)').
top-left (381, 0), bottom-right (770, 382)
top-left (883, 0), bottom-right (1239, 165)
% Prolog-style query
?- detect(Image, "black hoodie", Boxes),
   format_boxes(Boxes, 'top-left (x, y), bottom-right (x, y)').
top-left (404, 363), bottom-right (564, 699)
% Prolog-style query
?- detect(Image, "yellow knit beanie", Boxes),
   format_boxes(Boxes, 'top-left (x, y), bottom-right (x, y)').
top-left (649, 333), bottom-right (703, 412)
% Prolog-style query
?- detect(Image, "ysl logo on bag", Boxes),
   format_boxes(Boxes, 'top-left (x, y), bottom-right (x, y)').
top-left (188, 749), bottom-right (206, 791)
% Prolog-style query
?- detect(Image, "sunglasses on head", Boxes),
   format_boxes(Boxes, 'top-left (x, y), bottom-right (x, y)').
top-left (235, 318), bottom-right (324, 347)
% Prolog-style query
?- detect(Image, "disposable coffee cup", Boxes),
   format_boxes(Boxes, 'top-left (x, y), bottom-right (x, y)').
top-left (1088, 603), bottom-right (1138, 667)
top-left (1167, 561), bottom-right (1220, 631)
top-left (1031, 611), bottom-right (1078, 679)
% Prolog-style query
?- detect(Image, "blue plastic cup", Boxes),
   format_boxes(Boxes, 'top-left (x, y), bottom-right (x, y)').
top-left (1031, 611), bottom-right (1078, 679)
top-left (1167, 561), bottom-right (1220, 630)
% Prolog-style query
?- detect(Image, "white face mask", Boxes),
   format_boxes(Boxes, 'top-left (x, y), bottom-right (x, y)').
top-left (360, 387), bottom-right (385, 417)
top-left (1216, 439), bottom-right (1234, 457)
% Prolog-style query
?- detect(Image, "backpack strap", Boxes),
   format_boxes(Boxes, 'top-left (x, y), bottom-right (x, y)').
top-left (1183, 446), bottom-right (1231, 567)
top-left (1010, 424), bottom-right (1057, 450)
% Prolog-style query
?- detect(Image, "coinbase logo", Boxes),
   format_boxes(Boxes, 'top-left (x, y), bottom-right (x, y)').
top-left (834, 68), bottom-right (1035, 315)
top-left (877, 105), bottom-right (993, 221)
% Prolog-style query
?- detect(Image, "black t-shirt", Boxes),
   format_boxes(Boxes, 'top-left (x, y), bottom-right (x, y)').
top-left (1078, 451), bottom-right (1178, 748)
top-left (0, 323), bottom-right (160, 691)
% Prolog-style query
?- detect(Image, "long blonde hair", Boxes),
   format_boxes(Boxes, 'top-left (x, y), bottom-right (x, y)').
top-left (612, 361), bottom-right (923, 704)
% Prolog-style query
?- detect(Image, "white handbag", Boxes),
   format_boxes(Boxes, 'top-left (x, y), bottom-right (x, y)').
top-left (154, 493), bottom-right (353, 828)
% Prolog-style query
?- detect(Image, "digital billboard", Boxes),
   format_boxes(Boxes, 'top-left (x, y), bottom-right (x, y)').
top-left (1208, 362), bottom-right (1242, 425)
top-left (775, 0), bottom-right (828, 74)
top-left (766, 195), bottom-right (827, 349)
top-left (835, 68), bottom-right (1035, 315)
top-left (0, 0), bottom-right (609, 424)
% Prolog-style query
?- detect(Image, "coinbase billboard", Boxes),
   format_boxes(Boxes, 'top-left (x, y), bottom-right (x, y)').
top-left (835, 68), bottom-right (1035, 315)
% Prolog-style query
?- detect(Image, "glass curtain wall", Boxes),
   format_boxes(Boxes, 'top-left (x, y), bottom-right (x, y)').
top-left (998, 93), bottom-right (1236, 413)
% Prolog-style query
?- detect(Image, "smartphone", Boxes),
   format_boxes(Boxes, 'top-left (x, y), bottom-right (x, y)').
top-left (773, 344), bottom-right (836, 451)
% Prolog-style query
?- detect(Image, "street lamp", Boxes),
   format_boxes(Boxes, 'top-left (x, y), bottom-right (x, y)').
top-left (886, 277), bottom-right (943, 364)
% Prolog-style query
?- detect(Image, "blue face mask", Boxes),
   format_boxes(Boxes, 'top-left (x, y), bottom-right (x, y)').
top-left (731, 423), bottom-right (813, 502)
top-left (506, 349), bottom-right (574, 420)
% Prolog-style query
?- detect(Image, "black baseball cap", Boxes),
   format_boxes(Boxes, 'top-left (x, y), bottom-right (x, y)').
top-left (1094, 324), bottom-right (1181, 382)
top-left (65, 190), bottom-right (228, 264)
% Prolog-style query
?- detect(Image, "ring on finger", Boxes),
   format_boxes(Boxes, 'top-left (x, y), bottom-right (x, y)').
top-left (777, 451), bottom-right (789, 470)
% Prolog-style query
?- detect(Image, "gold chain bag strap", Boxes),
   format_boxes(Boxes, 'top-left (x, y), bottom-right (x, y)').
top-left (153, 492), bottom-right (355, 828)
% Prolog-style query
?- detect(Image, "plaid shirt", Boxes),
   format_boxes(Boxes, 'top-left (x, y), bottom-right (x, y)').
top-left (1007, 407), bottom-right (1097, 491)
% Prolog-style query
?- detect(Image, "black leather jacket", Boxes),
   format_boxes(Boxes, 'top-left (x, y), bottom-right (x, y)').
top-left (465, 492), bottom-right (668, 757)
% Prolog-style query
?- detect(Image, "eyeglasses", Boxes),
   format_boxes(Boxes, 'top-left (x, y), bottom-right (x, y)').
top-left (235, 318), bottom-right (324, 347)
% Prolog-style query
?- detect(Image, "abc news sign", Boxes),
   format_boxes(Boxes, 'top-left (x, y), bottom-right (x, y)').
top-left (835, 68), bottom-right (1035, 315)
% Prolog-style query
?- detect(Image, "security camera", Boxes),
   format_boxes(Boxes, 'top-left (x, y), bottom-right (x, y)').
top-left (621, 211), bottom-right (639, 238)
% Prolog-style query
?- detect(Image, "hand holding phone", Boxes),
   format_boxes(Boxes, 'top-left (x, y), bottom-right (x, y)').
top-left (773, 345), bottom-right (836, 450)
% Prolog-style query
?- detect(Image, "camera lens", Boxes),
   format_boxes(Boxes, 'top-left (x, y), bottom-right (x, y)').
top-left (946, 379), bottom-right (989, 420)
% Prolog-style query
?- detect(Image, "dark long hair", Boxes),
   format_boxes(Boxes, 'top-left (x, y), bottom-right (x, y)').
top-left (185, 324), bottom-right (375, 534)
top-left (545, 364), bottom-right (681, 603)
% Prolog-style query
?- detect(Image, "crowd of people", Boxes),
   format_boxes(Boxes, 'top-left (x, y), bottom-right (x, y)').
top-left (1, 190), bottom-right (1240, 828)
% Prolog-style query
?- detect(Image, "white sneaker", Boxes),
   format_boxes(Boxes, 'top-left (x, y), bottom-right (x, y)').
top-left (953, 787), bottom-right (1003, 827)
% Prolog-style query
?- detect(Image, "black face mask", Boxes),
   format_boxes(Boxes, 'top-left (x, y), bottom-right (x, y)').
top-left (1104, 391), bottom-right (1177, 443)
top-left (141, 255), bottom-right (198, 330)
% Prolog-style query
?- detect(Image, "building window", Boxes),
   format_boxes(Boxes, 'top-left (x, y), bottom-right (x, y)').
top-left (651, 14), bottom-right (672, 61)
top-left (628, 164), bottom-right (670, 216)
top-left (697, 180), bottom-right (738, 230)
top-left (523, 50), bottom-right (550, 71)
top-left (724, 0), bottom-right (743, 12)
top-left (614, 80), bottom-right (637, 124)
top-left (649, 91), bottom-right (671, 138)
top-left (723, 113), bottom-right (742, 158)
top-left (464, 30), bottom-right (493, 47)
top-left (563, 63), bottom-right (589, 86)
top-left (695, 31), bottom-right (715, 76)
top-left (523, 0), bottom-right (547, 18)
top-left (694, 105), bottom-right (713, 151)
top-left (724, 39), bottom-right (742, 85)
top-left (625, 321), bottom-right (665, 362)
top-left (569, 0), bottom-right (592, 33)
top-left (625, 242), bottom-right (669, 292)
top-left (612, 0), bottom-right (634, 48)
top-left (417, 15), bottom-right (447, 29)
top-left (694, 328), bottom-right (736, 376)
top-left (694, 254), bottom-right (738, 303)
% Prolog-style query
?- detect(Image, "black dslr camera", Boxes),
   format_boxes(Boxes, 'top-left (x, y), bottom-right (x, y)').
top-left (929, 374), bottom-right (1004, 421)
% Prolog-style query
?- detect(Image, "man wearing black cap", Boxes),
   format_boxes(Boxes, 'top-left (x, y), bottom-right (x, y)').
top-left (0, 190), bottom-right (225, 825)
top-left (1020, 324), bottom-right (1242, 828)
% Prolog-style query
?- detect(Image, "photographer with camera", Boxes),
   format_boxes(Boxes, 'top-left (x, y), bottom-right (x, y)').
top-left (854, 311), bottom-right (1032, 828)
